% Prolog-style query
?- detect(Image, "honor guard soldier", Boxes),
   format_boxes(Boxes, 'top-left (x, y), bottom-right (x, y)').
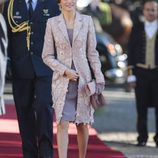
top-left (2, 0), bottom-right (60, 158)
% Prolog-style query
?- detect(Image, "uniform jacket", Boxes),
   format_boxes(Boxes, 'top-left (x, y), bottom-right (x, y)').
top-left (3, 0), bottom-right (60, 78)
top-left (42, 12), bottom-right (105, 124)
top-left (128, 22), bottom-right (158, 69)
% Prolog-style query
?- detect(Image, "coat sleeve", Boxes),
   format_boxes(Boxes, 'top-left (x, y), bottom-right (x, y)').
top-left (42, 19), bottom-right (67, 75)
top-left (86, 16), bottom-right (105, 84)
top-left (127, 24), bottom-right (138, 75)
top-left (127, 26), bottom-right (136, 68)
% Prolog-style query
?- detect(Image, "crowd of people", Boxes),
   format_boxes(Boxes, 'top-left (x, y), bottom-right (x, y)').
top-left (0, 0), bottom-right (158, 158)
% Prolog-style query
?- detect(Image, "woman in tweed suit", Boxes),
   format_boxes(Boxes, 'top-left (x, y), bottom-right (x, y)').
top-left (42, 0), bottom-right (105, 157)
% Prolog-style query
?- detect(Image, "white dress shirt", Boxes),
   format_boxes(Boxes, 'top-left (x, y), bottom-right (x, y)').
top-left (145, 20), bottom-right (158, 39)
top-left (25, 0), bottom-right (37, 10)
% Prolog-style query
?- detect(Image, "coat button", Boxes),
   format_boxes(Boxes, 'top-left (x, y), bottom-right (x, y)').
top-left (30, 51), bottom-right (33, 55)
top-left (60, 51), bottom-right (64, 55)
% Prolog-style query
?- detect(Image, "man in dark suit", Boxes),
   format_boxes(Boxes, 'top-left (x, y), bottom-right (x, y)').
top-left (127, 0), bottom-right (158, 147)
top-left (3, 0), bottom-right (60, 157)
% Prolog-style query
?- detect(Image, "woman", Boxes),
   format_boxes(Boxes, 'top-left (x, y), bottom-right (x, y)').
top-left (42, 0), bottom-right (105, 157)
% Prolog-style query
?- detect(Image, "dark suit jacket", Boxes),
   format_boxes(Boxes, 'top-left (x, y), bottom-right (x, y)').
top-left (3, 0), bottom-right (60, 78)
top-left (128, 21), bottom-right (158, 69)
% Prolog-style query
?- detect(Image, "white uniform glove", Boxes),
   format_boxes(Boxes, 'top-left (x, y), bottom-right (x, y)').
top-left (127, 75), bottom-right (136, 83)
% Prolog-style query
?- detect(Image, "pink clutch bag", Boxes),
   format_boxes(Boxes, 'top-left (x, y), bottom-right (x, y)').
top-left (85, 80), bottom-right (106, 110)
top-left (90, 93), bottom-right (106, 110)
top-left (85, 80), bottom-right (96, 96)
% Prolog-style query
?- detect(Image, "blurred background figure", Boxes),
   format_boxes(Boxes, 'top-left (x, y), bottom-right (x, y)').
top-left (101, 0), bottom-right (132, 50)
top-left (82, 0), bottom-right (112, 26)
top-left (127, 0), bottom-right (158, 147)
top-left (0, 2), bottom-right (8, 115)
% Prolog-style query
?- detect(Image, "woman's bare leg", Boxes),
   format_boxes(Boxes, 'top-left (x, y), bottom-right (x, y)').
top-left (76, 123), bottom-right (89, 158)
top-left (57, 120), bottom-right (69, 158)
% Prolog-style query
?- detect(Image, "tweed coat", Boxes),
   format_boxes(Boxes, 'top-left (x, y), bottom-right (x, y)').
top-left (42, 12), bottom-right (105, 124)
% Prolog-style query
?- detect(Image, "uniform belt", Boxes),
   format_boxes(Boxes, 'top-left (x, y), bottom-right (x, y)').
top-left (136, 63), bottom-right (157, 69)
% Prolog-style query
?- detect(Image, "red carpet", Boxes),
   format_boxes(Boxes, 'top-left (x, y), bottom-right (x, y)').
top-left (0, 105), bottom-right (126, 158)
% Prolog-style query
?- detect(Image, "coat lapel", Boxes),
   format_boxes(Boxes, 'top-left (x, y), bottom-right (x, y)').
top-left (57, 12), bottom-right (83, 45)
top-left (72, 12), bottom-right (82, 43)
top-left (58, 14), bottom-right (70, 43)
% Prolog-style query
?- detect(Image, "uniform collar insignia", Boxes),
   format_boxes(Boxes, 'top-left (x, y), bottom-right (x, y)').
top-left (43, 9), bottom-right (50, 16)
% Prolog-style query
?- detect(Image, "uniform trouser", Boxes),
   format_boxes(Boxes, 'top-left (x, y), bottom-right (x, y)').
top-left (12, 77), bottom-right (53, 158)
top-left (135, 67), bottom-right (158, 143)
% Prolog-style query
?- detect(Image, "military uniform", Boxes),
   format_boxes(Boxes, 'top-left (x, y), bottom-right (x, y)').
top-left (3, 0), bottom-right (60, 157)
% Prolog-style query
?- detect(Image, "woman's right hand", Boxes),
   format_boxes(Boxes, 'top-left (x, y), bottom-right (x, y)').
top-left (64, 69), bottom-right (79, 81)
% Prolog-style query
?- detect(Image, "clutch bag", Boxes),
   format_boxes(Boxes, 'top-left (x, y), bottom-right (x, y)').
top-left (85, 80), bottom-right (106, 110)
top-left (90, 93), bottom-right (106, 110)
top-left (85, 80), bottom-right (96, 96)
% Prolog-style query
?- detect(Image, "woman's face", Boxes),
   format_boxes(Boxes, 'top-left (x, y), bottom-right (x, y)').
top-left (60, 0), bottom-right (77, 12)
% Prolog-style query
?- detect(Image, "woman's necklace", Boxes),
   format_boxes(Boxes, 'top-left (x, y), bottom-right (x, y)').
top-left (65, 20), bottom-right (74, 29)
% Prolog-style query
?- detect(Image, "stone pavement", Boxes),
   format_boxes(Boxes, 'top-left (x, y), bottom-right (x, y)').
top-left (93, 88), bottom-right (158, 158)
top-left (4, 84), bottom-right (158, 158)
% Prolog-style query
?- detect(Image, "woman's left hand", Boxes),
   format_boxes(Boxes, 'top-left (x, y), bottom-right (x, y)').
top-left (96, 83), bottom-right (105, 94)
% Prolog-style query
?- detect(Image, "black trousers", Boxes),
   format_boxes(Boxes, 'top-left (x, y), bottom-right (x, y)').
top-left (12, 77), bottom-right (53, 158)
top-left (134, 67), bottom-right (158, 143)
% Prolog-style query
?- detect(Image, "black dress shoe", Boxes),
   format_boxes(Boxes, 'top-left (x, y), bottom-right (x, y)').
top-left (136, 141), bottom-right (146, 147)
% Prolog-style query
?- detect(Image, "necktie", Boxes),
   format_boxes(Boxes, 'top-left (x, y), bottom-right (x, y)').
top-left (28, 0), bottom-right (33, 19)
